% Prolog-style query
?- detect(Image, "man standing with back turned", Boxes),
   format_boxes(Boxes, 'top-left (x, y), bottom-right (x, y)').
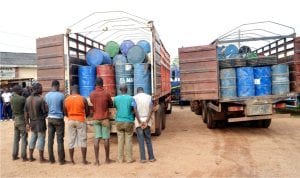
top-left (133, 87), bottom-right (156, 163)
top-left (114, 84), bottom-right (135, 163)
top-left (44, 80), bottom-right (66, 165)
top-left (11, 85), bottom-right (28, 161)
top-left (90, 77), bottom-right (114, 166)
top-left (64, 85), bottom-right (90, 165)
top-left (25, 83), bottom-right (47, 163)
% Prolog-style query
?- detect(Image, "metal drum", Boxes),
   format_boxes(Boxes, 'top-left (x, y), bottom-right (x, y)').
top-left (237, 67), bottom-right (255, 97)
top-left (97, 65), bottom-right (116, 96)
top-left (113, 54), bottom-right (127, 65)
top-left (104, 41), bottom-right (120, 58)
top-left (134, 63), bottom-right (151, 95)
top-left (220, 68), bottom-right (236, 98)
top-left (127, 45), bottom-right (146, 64)
top-left (137, 40), bottom-right (151, 54)
top-left (115, 64), bottom-right (134, 96)
top-left (78, 66), bottom-right (96, 97)
top-left (254, 66), bottom-right (271, 96)
top-left (271, 64), bottom-right (290, 95)
top-left (86, 48), bottom-right (111, 67)
top-left (120, 40), bottom-right (134, 56)
top-left (224, 44), bottom-right (239, 59)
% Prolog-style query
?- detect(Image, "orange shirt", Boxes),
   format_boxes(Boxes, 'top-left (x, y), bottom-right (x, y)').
top-left (64, 94), bottom-right (86, 122)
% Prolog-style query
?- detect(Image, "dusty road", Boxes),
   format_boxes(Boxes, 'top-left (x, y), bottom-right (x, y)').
top-left (1, 106), bottom-right (300, 177)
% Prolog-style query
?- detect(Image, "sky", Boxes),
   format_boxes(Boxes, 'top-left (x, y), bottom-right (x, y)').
top-left (0, 0), bottom-right (299, 59)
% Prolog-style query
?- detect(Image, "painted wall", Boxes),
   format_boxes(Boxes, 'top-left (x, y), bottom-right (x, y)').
top-left (17, 67), bottom-right (37, 79)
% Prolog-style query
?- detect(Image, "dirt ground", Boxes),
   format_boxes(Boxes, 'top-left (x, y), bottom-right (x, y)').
top-left (1, 106), bottom-right (300, 178)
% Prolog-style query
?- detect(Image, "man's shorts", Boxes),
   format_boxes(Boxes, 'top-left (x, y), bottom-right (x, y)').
top-left (93, 119), bottom-right (110, 139)
top-left (67, 120), bottom-right (87, 148)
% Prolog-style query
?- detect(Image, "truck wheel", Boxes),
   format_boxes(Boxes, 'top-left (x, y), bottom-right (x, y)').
top-left (154, 104), bottom-right (163, 136)
top-left (195, 108), bottom-right (202, 115)
top-left (195, 101), bottom-right (202, 115)
top-left (165, 102), bottom-right (172, 114)
top-left (207, 109), bottom-right (217, 129)
top-left (261, 119), bottom-right (271, 128)
top-left (202, 101), bottom-right (207, 123)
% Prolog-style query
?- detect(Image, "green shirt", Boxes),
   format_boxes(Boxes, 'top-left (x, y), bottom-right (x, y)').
top-left (114, 94), bottom-right (134, 123)
top-left (11, 94), bottom-right (26, 125)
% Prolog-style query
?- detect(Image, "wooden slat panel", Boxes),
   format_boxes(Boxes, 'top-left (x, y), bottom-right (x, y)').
top-left (37, 46), bottom-right (64, 59)
top-left (179, 45), bottom-right (219, 100)
top-left (36, 34), bottom-right (64, 49)
top-left (292, 37), bottom-right (300, 92)
top-left (36, 34), bottom-right (65, 94)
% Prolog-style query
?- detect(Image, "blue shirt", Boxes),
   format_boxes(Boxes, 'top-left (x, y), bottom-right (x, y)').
top-left (44, 91), bottom-right (65, 119)
top-left (114, 94), bottom-right (135, 123)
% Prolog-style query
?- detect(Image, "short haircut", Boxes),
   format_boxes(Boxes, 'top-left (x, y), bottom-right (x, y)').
top-left (32, 83), bottom-right (42, 95)
top-left (95, 77), bottom-right (103, 86)
top-left (52, 80), bottom-right (60, 87)
top-left (32, 83), bottom-right (42, 92)
top-left (119, 83), bottom-right (128, 93)
top-left (71, 85), bottom-right (79, 93)
top-left (137, 87), bottom-right (144, 93)
top-left (12, 85), bottom-right (22, 94)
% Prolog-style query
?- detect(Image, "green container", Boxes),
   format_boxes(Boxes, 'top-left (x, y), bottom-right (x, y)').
top-left (105, 41), bottom-right (120, 58)
top-left (246, 52), bottom-right (258, 59)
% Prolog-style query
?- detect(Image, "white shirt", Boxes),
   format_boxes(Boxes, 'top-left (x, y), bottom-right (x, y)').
top-left (2, 92), bottom-right (12, 103)
top-left (133, 93), bottom-right (152, 128)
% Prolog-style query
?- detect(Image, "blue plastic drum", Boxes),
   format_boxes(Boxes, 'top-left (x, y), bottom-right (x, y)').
top-left (237, 67), bottom-right (255, 97)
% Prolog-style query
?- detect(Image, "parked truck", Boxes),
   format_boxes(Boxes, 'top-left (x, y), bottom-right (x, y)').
top-left (179, 22), bottom-right (299, 128)
top-left (36, 11), bottom-right (171, 135)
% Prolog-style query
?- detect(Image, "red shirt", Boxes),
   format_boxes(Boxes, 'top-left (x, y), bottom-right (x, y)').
top-left (90, 86), bottom-right (113, 120)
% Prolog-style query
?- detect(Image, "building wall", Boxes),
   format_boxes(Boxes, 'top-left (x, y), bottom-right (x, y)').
top-left (17, 67), bottom-right (37, 79)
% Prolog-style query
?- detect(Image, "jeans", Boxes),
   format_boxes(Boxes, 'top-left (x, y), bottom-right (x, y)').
top-left (136, 126), bottom-right (155, 160)
top-left (116, 122), bottom-right (134, 162)
top-left (3, 103), bottom-right (12, 119)
top-left (48, 118), bottom-right (65, 162)
top-left (12, 124), bottom-right (28, 159)
top-left (29, 131), bottom-right (46, 150)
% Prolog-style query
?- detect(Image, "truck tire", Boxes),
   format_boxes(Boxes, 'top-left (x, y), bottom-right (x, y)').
top-left (195, 101), bottom-right (202, 115)
top-left (207, 109), bottom-right (217, 129)
top-left (195, 108), bottom-right (202, 115)
top-left (261, 119), bottom-right (271, 128)
top-left (202, 101), bottom-right (207, 123)
top-left (191, 100), bottom-right (202, 114)
top-left (165, 102), bottom-right (172, 114)
top-left (154, 104), bottom-right (163, 136)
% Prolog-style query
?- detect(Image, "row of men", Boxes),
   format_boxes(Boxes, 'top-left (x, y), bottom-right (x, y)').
top-left (12, 78), bottom-right (155, 165)
top-left (1, 86), bottom-right (32, 121)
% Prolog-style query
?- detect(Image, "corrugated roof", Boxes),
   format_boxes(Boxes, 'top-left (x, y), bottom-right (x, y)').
top-left (0, 52), bottom-right (36, 66)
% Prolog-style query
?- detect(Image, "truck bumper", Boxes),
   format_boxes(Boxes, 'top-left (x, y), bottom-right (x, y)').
top-left (228, 114), bottom-right (291, 123)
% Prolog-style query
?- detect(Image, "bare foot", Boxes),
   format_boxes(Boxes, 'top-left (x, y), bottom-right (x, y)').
top-left (71, 160), bottom-right (75, 165)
